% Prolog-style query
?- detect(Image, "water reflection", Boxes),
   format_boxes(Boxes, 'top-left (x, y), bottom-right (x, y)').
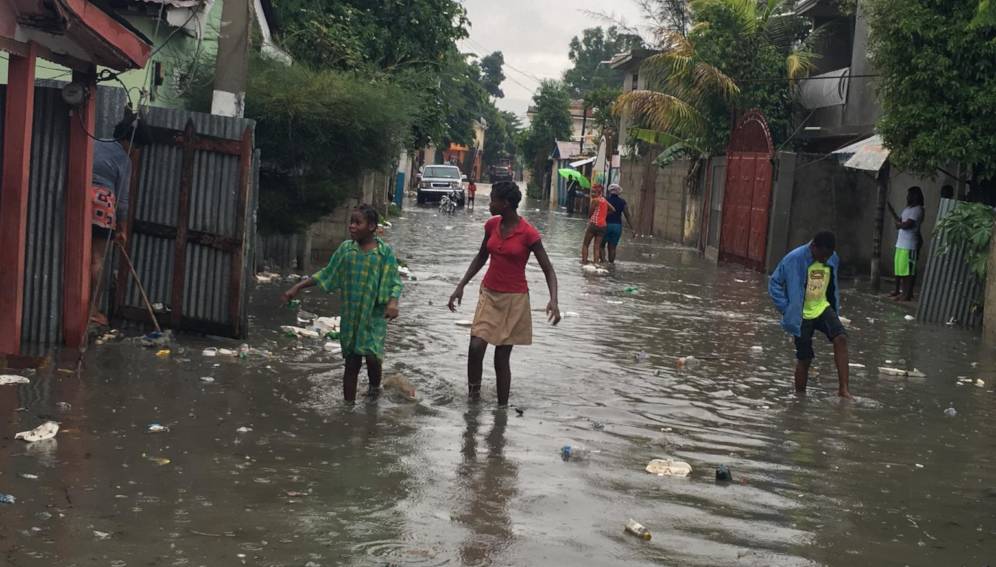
top-left (456, 407), bottom-right (517, 566)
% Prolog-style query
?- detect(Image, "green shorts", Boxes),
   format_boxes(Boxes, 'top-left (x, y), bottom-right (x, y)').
top-left (894, 248), bottom-right (917, 277)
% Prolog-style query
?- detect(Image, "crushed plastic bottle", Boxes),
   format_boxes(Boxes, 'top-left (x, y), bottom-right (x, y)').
top-left (0, 493), bottom-right (16, 504)
top-left (238, 344), bottom-right (250, 359)
top-left (625, 519), bottom-right (651, 540)
top-left (286, 299), bottom-right (301, 309)
top-left (560, 445), bottom-right (591, 462)
top-left (944, 406), bottom-right (957, 417)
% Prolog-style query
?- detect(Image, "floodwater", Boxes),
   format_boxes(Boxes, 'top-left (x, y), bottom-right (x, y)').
top-left (2, 196), bottom-right (996, 566)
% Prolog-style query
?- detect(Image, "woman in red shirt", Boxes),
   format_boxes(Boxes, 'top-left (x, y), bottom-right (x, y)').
top-left (448, 182), bottom-right (561, 405)
top-left (581, 184), bottom-right (615, 264)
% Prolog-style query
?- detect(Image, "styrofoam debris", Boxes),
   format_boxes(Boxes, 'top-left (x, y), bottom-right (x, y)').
top-left (878, 367), bottom-right (926, 378)
top-left (202, 348), bottom-right (218, 357)
top-left (281, 326), bottom-right (320, 339)
top-left (645, 459), bottom-right (693, 477)
top-left (904, 315), bottom-right (915, 321)
top-left (15, 421), bottom-right (59, 443)
top-left (0, 375), bottom-right (30, 386)
top-left (455, 320), bottom-right (474, 327)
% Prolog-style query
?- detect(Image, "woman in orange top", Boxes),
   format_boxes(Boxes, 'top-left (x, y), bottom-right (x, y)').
top-left (581, 184), bottom-right (615, 264)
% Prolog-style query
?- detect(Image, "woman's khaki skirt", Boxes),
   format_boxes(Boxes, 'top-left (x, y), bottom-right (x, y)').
top-left (471, 286), bottom-right (532, 346)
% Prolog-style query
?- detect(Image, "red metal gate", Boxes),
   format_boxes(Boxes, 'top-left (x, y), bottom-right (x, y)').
top-left (719, 110), bottom-right (774, 271)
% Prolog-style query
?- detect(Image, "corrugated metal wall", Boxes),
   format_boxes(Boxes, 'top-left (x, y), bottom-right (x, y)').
top-left (916, 198), bottom-right (984, 328)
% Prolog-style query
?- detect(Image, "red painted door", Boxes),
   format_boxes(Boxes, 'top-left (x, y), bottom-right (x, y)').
top-left (719, 111), bottom-right (774, 271)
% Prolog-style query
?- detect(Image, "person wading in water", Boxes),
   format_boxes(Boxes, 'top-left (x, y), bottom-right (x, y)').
top-left (448, 182), bottom-right (560, 406)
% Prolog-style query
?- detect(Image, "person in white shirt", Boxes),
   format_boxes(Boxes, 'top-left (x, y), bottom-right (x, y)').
top-left (891, 186), bottom-right (924, 301)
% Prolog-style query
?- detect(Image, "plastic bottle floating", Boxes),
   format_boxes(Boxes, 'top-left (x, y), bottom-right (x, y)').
top-left (645, 458), bottom-right (692, 477)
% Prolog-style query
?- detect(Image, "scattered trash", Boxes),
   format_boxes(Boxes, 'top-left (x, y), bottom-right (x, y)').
top-left (285, 299), bottom-right (302, 309)
top-left (281, 326), bottom-right (320, 339)
top-left (155, 349), bottom-right (171, 358)
top-left (750, 346), bottom-right (764, 353)
top-left (645, 459), bottom-right (692, 477)
top-left (140, 330), bottom-right (171, 348)
top-left (383, 373), bottom-right (417, 401)
top-left (0, 375), bottom-right (30, 386)
top-left (715, 465), bottom-right (733, 482)
top-left (313, 316), bottom-right (341, 334)
top-left (217, 348), bottom-right (236, 357)
top-left (515, 407), bottom-right (525, 417)
top-left (454, 320), bottom-right (474, 327)
top-left (15, 422), bottom-right (59, 443)
top-left (976, 379), bottom-right (985, 388)
top-left (623, 286), bottom-right (639, 294)
top-left (946, 317), bottom-right (957, 326)
top-left (848, 363), bottom-right (866, 369)
top-left (147, 423), bottom-right (169, 433)
top-left (839, 316), bottom-right (852, 325)
top-left (944, 406), bottom-right (957, 417)
top-left (323, 342), bottom-right (342, 353)
top-left (152, 302), bottom-right (168, 313)
top-left (0, 494), bottom-right (16, 504)
top-left (915, 463), bottom-right (924, 469)
top-left (297, 311), bottom-right (318, 324)
top-left (20, 473), bottom-right (38, 480)
top-left (200, 376), bottom-right (215, 384)
top-left (561, 445), bottom-right (591, 462)
top-left (606, 300), bottom-right (624, 305)
top-left (145, 455), bottom-right (171, 466)
top-left (581, 264), bottom-right (609, 275)
top-left (255, 272), bottom-right (280, 284)
top-left (562, 311), bottom-right (580, 318)
top-left (676, 356), bottom-right (699, 369)
top-left (93, 530), bottom-right (112, 540)
top-left (236, 426), bottom-right (253, 434)
top-left (202, 347), bottom-right (218, 357)
top-left (238, 344), bottom-right (250, 359)
top-left (878, 367), bottom-right (926, 378)
top-left (904, 315), bottom-right (915, 321)
top-left (635, 351), bottom-right (650, 362)
top-left (624, 519), bottom-right (652, 541)
top-left (591, 421), bottom-right (604, 430)
top-left (398, 266), bottom-right (414, 279)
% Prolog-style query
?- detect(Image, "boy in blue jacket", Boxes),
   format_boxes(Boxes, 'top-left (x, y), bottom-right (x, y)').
top-left (769, 231), bottom-right (851, 398)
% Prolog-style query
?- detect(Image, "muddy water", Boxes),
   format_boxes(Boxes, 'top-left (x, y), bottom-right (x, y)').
top-left (2, 199), bottom-right (995, 566)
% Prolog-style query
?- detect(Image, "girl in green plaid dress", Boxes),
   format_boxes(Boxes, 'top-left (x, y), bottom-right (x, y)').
top-left (282, 205), bottom-right (402, 402)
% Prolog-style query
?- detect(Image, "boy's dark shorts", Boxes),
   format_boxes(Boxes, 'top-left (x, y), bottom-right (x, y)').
top-left (794, 308), bottom-right (846, 361)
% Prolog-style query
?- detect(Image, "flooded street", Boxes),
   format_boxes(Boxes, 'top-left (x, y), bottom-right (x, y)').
top-left (3, 197), bottom-right (996, 566)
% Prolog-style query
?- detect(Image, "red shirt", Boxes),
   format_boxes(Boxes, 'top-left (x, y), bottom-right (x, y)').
top-left (481, 216), bottom-right (542, 293)
top-left (589, 197), bottom-right (609, 227)
top-left (468, 183), bottom-right (477, 195)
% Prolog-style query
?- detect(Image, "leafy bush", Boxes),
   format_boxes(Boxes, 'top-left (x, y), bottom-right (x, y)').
top-left (934, 202), bottom-right (996, 279)
top-left (246, 59), bottom-right (413, 233)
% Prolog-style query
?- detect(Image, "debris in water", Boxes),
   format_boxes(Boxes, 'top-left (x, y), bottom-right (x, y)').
top-left (140, 331), bottom-right (171, 348)
top-left (915, 463), bottom-right (924, 469)
top-left (560, 445), bottom-right (591, 461)
top-left (750, 346), bottom-right (764, 353)
top-left (236, 427), bottom-right (253, 434)
top-left (635, 351), bottom-right (649, 362)
top-left (281, 326), bottom-right (320, 339)
top-left (19, 473), bottom-right (38, 480)
top-left (715, 465), bottom-right (733, 482)
top-left (383, 373), bottom-right (416, 401)
top-left (15, 422), bottom-right (59, 443)
top-left (878, 367), bottom-right (925, 378)
top-left (581, 264), bottom-right (609, 275)
top-left (255, 272), bottom-right (280, 284)
top-left (623, 286), bottom-right (639, 294)
top-left (904, 315), bottom-right (915, 321)
top-left (515, 407), bottom-right (525, 417)
top-left (297, 311), bottom-right (318, 324)
top-left (454, 320), bottom-right (473, 327)
top-left (646, 459), bottom-right (692, 477)
top-left (839, 316), bottom-right (852, 325)
top-left (946, 317), bottom-right (957, 326)
top-left (0, 493), bottom-right (16, 504)
top-left (202, 347), bottom-right (218, 357)
top-left (323, 342), bottom-right (342, 353)
top-left (217, 348), bottom-right (236, 357)
top-left (56, 401), bottom-right (72, 411)
top-left (145, 455), bottom-right (171, 466)
top-left (0, 375), bottom-right (30, 385)
top-left (155, 349), bottom-right (171, 358)
top-left (147, 423), bottom-right (169, 433)
top-left (944, 406), bottom-right (957, 417)
top-left (975, 379), bottom-right (985, 388)
top-left (625, 519), bottom-right (652, 541)
top-left (676, 356), bottom-right (699, 369)
top-left (848, 363), bottom-right (866, 369)
top-left (562, 311), bottom-right (580, 318)
top-left (200, 376), bottom-right (215, 384)
top-left (591, 421), bottom-right (604, 430)
top-left (93, 530), bottom-right (111, 540)
top-left (285, 299), bottom-right (301, 309)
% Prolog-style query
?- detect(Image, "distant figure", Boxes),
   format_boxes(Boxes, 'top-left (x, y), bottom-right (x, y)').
top-left (281, 205), bottom-right (403, 402)
top-left (891, 186), bottom-right (924, 301)
top-left (769, 231), bottom-right (851, 398)
top-left (448, 181), bottom-right (560, 406)
top-left (89, 116), bottom-right (147, 326)
top-left (600, 184), bottom-right (636, 263)
top-left (940, 185), bottom-right (955, 200)
top-left (467, 180), bottom-right (477, 208)
top-left (581, 184), bottom-right (614, 264)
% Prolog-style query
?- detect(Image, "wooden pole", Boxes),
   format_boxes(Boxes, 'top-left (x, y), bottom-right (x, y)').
top-left (871, 162), bottom-right (891, 291)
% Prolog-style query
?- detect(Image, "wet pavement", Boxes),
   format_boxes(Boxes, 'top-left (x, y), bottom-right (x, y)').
top-left (2, 197), bottom-right (996, 566)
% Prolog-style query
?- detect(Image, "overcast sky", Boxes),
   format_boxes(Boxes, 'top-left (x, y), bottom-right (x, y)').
top-left (458, 0), bottom-right (646, 121)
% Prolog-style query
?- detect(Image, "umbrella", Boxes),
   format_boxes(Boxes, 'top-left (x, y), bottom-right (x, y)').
top-left (558, 168), bottom-right (591, 189)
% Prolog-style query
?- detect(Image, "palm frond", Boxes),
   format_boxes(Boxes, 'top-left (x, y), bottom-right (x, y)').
top-left (615, 90), bottom-right (705, 137)
top-left (640, 34), bottom-right (695, 87)
top-left (691, 62), bottom-right (741, 100)
top-left (786, 51), bottom-right (816, 81)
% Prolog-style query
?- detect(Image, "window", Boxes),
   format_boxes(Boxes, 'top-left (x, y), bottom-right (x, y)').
top-left (631, 72), bottom-right (639, 91)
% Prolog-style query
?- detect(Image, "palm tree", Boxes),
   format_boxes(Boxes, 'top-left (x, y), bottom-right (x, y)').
top-left (616, 0), bottom-right (817, 161)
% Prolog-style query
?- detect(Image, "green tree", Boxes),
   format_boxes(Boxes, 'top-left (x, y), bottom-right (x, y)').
top-left (867, 0), bottom-right (996, 191)
top-left (482, 109), bottom-right (521, 171)
top-left (563, 26), bottom-right (645, 97)
top-left (616, 0), bottom-right (814, 159)
top-left (521, 81), bottom-right (572, 190)
top-left (479, 51), bottom-right (506, 99)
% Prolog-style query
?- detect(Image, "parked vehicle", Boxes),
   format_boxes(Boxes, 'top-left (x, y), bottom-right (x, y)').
top-left (489, 162), bottom-right (514, 183)
top-left (417, 165), bottom-right (466, 206)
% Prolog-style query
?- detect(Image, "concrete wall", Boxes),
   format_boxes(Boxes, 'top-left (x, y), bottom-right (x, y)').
top-left (619, 154), bottom-right (699, 246)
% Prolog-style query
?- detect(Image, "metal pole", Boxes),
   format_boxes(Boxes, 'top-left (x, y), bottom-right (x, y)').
top-left (871, 162), bottom-right (890, 291)
top-left (116, 241), bottom-right (162, 334)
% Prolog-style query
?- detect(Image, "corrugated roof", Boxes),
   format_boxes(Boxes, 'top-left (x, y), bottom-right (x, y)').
top-left (551, 140), bottom-right (581, 160)
top-left (832, 135), bottom-right (890, 172)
